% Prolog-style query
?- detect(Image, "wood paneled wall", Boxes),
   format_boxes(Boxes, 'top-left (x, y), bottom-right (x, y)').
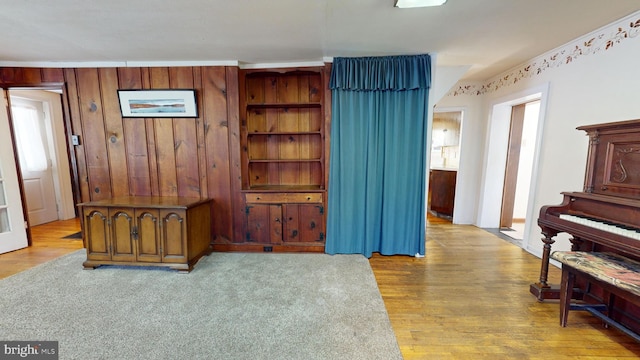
top-left (0, 66), bottom-right (241, 243)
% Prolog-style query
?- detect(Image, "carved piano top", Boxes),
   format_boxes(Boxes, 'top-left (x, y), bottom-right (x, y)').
top-left (578, 119), bottom-right (640, 199)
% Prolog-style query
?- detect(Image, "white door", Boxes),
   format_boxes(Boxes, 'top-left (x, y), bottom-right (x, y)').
top-left (10, 97), bottom-right (58, 225)
top-left (0, 91), bottom-right (28, 254)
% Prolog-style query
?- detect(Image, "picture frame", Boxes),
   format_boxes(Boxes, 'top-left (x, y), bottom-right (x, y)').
top-left (117, 89), bottom-right (198, 118)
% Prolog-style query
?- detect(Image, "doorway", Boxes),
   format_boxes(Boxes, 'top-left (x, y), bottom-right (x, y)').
top-left (8, 89), bottom-right (75, 226)
top-left (499, 100), bottom-right (541, 240)
top-left (477, 84), bottom-right (548, 248)
top-left (429, 110), bottom-right (462, 220)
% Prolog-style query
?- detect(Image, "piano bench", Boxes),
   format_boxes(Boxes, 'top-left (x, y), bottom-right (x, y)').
top-left (551, 251), bottom-right (640, 342)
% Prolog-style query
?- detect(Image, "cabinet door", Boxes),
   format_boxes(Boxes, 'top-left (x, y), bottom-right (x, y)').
top-left (160, 210), bottom-right (187, 263)
top-left (110, 208), bottom-right (136, 262)
top-left (83, 206), bottom-right (111, 261)
top-left (246, 204), bottom-right (282, 244)
top-left (283, 204), bottom-right (324, 243)
top-left (136, 209), bottom-right (162, 263)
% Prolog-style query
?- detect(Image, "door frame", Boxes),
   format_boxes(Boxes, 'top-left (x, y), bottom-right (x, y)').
top-left (2, 82), bottom-right (79, 244)
top-left (9, 89), bottom-right (76, 222)
top-left (431, 106), bottom-right (464, 222)
top-left (477, 83), bottom-right (549, 248)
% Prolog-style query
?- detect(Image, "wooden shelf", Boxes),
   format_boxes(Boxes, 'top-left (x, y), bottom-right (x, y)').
top-left (247, 103), bottom-right (321, 109)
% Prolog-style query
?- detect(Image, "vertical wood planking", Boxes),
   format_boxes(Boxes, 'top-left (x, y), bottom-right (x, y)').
top-left (59, 76), bottom-right (82, 206)
top-left (238, 72), bottom-right (249, 190)
top-left (265, 77), bottom-right (279, 184)
top-left (100, 68), bottom-right (129, 198)
top-left (64, 69), bottom-right (90, 202)
top-left (3, 64), bottom-right (244, 245)
top-left (149, 67), bottom-right (178, 196)
top-left (118, 67), bottom-right (152, 196)
top-left (279, 76), bottom-right (300, 185)
top-left (202, 67), bottom-right (232, 241)
top-left (226, 66), bottom-right (244, 244)
top-left (299, 76), bottom-right (312, 185)
top-left (192, 67), bottom-right (208, 199)
top-left (169, 67), bottom-right (200, 198)
top-left (310, 73), bottom-right (324, 187)
top-left (246, 76), bottom-right (266, 184)
top-left (284, 204), bottom-right (300, 242)
top-left (140, 68), bottom-right (160, 196)
top-left (75, 68), bottom-right (112, 200)
top-left (269, 204), bottom-right (283, 244)
top-left (309, 73), bottom-right (323, 157)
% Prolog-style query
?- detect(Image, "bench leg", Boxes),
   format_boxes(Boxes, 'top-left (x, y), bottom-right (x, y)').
top-left (559, 265), bottom-right (575, 327)
top-left (604, 292), bottom-right (614, 329)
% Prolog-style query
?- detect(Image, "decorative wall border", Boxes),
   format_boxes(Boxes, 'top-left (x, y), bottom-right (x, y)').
top-left (449, 14), bottom-right (640, 96)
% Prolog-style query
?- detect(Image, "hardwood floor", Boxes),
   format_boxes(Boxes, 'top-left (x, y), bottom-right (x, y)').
top-left (371, 216), bottom-right (640, 359)
top-left (0, 218), bottom-right (83, 279)
top-left (3, 216), bottom-right (640, 358)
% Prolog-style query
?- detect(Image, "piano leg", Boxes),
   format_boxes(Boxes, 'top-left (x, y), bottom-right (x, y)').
top-left (538, 233), bottom-right (555, 287)
top-left (530, 231), bottom-right (560, 301)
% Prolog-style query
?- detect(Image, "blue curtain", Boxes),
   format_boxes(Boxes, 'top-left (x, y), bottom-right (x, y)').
top-left (326, 55), bottom-right (431, 257)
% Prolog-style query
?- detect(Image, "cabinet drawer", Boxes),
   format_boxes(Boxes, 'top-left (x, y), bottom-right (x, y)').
top-left (245, 193), bottom-right (323, 204)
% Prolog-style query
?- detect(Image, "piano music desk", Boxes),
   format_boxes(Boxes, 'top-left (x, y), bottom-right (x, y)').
top-left (552, 251), bottom-right (640, 342)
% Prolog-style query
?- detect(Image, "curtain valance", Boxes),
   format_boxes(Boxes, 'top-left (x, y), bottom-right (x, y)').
top-left (329, 54), bottom-right (431, 91)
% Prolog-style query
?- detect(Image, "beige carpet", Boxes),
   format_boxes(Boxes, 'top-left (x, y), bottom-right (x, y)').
top-left (0, 250), bottom-right (401, 360)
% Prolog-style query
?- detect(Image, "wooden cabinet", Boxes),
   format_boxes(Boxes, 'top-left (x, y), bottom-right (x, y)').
top-left (79, 196), bottom-right (212, 272)
top-left (429, 169), bottom-right (457, 218)
top-left (245, 193), bottom-right (324, 247)
top-left (233, 66), bottom-right (329, 251)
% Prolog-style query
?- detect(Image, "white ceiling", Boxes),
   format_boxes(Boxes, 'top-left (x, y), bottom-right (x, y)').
top-left (1, 0), bottom-right (639, 81)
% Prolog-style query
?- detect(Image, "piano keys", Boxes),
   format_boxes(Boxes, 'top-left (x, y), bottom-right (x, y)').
top-left (558, 214), bottom-right (640, 240)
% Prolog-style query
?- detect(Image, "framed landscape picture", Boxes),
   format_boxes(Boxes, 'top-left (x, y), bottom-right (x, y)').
top-left (117, 89), bottom-right (198, 118)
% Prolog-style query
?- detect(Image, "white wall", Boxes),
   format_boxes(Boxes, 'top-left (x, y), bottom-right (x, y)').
top-left (435, 11), bottom-right (640, 258)
top-left (435, 90), bottom-right (485, 224)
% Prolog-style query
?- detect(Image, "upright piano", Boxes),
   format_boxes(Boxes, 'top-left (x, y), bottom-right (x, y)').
top-left (533, 119), bottom-right (640, 331)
